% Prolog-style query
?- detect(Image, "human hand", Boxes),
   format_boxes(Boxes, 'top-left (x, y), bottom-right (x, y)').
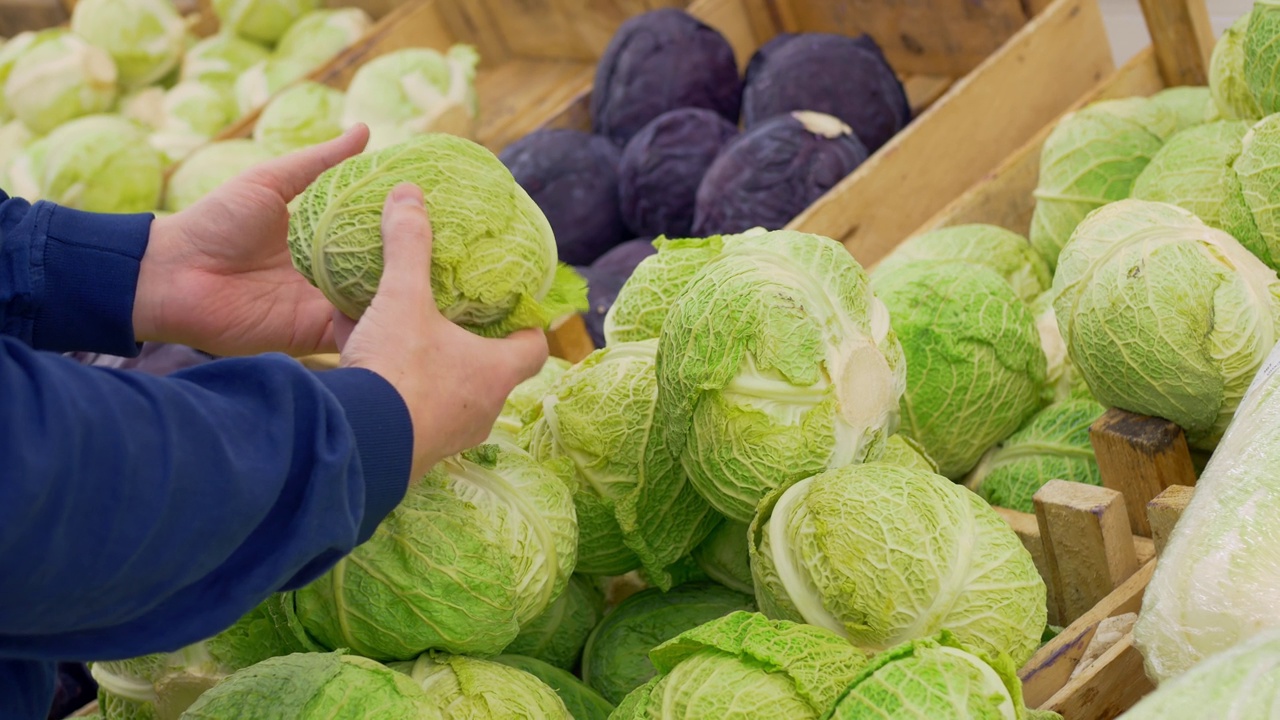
top-left (336, 183), bottom-right (550, 479)
top-left (132, 126), bottom-right (370, 357)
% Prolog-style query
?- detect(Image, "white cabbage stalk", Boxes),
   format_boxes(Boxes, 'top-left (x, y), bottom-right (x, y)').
top-left (341, 45), bottom-right (480, 151)
top-left (70, 0), bottom-right (188, 88)
top-left (1134, 337), bottom-right (1280, 682)
top-left (4, 30), bottom-right (117, 135)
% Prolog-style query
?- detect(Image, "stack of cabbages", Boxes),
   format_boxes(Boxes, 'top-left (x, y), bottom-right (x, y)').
top-left (495, 9), bottom-right (912, 346)
top-left (0, 0), bottom-right (481, 216)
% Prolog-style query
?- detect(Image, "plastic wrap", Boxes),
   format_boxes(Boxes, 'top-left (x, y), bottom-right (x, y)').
top-left (1133, 338), bottom-right (1280, 683)
top-left (1121, 629), bottom-right (1280, 717)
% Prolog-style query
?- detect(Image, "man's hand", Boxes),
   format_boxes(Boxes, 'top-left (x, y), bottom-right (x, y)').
top-left (132, 126), bottom-right (370, 357)
top-left (337, 183), bottom-right (549, 478)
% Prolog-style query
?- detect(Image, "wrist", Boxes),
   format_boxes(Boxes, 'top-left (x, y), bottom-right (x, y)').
top-left (132, 214), bottom-right (180, 343)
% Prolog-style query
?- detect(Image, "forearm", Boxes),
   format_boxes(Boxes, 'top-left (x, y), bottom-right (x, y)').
top-left (0, 338), bottom-right (412, 662)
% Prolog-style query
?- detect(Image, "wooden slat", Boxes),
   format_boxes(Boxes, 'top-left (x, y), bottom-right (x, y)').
top-left (1137, 0), bottom-right (1215, 87)
top-left (1034, 480), bottom-right (1140, 626)
top-left (1147, 483), bottom-right (1195, 557)
top-left (785, 0), bottom-right (1113, 270)
top-left (1041, 631), bottom-right (1155, 719)
top-left (546, 313), bottom-right (596, 363)
top-left (1090, 408), bottom-right (1198, 538)
top-left (902, 75), bottom-right (954, 117)
top-left (914, 46), bottom-right (1165, 237)
top-left (1019, 560), bottom-right (1155, 708)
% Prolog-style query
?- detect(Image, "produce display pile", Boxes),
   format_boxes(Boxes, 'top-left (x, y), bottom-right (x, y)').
top-left (36, 1), bottom-right (1280, 718)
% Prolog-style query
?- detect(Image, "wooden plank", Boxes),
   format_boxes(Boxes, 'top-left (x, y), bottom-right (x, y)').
top-left (902, 75), bottom-right (954, 117)
top-left (1090, 408), bottom-right (1198, 538)
top-left (1041, 631), bottom-right (1155, 719)
top-left (0, 0), bottom-right (68, 36)
top-left (1137, 0), bottom-right (1214, 87)
top-left (1019, 559), bottom-right (1155, 708)
top-left (547, 313), bottom-right (596, 363)
top-left (914, 47), bottom-right (1165, 237)
top-left (1034, 480), bottom-right (1139, 626)
top-left (780, 0), bottom-right (1032, 78)
top-left (1146, 484), bottom-right (1195, 557)
top-left (785, 0), bottom-right (1113, 270)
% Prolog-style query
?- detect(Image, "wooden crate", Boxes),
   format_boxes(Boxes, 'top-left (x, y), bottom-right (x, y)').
top-left (545, 0), bottom-right (1114, 362)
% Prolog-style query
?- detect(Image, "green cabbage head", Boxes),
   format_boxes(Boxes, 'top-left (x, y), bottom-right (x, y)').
top-left (878, 433), bottom-right (939, 473)
top-left (127, 81), bottom-right (238, 165)
top-left (603, 234), bottom-right (724, 344)
top-left (0, 119), bottom-right (32, 180)
top-left (873, 224), bottom-right (1051, 304)
top-left (70, 0), bottom-right (187, 88)
top-left (253, 81), bottom-right (344, 156)
top-left (750, 463), bottom-right (1047, 666)
top-left (288, 132), bottom-right (587, 337)
top-left (389, 653), bottom-right (571, 719)
top-left (501, 573), bottom-right (604, 670)
top-left (37, 114), bottom-right (164, 213)
top-left (1031, 290), bottom-right (1092, 404)
top-left (274, 8), bottom-right (371, 71)
top-left (1247, 0), bottom-right (1280, 116)
top-left (1123, 629), bottom-right (1280, 717)
top-left (287, 445), bottom-right (576, 660)
top-left (4, 29), bottom-right (118, 134)
top-left (341, 46), bottom-right (480, 151)
top-left (1213, 12), bottom-right (1265, 120)
top-left (489, 355), bottom-right (570, 444)
top-left (0, 31), bottom-right (36, 120)
top-left (233, 56), bottom-right (312, 114)
top-left (1029, 98), bottom-right (1176, 270)
top-left (180, 33), bottom-right (269, 87)
top-left (691, 520), bottom-right (753, 595)
top-left (493, 655), bottom-right (615, 720)
top-left (524, 339), bottom-right (717, 582)
top-left (1144, 85), bottom-right (1219, 131)
top-left (212, 0), bottom-right (320, 46)
top-left (656, 229), bottom-right (906, 523)
top-left (826, 631), bottom-right (1036, 720)
top-left (965, 398), bottom-right (1106, 513)
top-left (581, 582), bottom-right (756, 705)
top-left (1052, 199), bottom-right (1280, 449)
top-left (872, 260), bottom-right (1046, 479)
top-left (165, 138), bottom-right (274, 211)
top-left (612, 611), bottom-right (870, 720)
top-left (179, 651), bottom-right (439, 719)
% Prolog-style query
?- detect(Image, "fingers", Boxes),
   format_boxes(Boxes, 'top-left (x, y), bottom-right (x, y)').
top-left (374, 183), bottom-right (435, 310)
top-left (244, 124), bottom-right (371, 200)
top-left (332, 308), bottom-right (356, 351)
top-left (492, 328), bottom-right (550, 382)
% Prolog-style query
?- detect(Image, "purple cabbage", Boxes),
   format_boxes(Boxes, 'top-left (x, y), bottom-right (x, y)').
top-left (591, 8), bottom-right (742, 146)
top-left (618, 108), bottom-right (739, 237)
top-left (499, 129), bottom-right (628, 266)
top-left (691, 111), bottom-right (868, 236)
top-left (591, 237), bottom-right (658, 279)
top-left (742, 32), bottom-right (909, 152)
top-left (575, 265), bottom-right (628, 348)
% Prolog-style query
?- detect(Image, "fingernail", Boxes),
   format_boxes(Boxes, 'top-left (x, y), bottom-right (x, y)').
top-left (391, 184), bottom-right (423, 206)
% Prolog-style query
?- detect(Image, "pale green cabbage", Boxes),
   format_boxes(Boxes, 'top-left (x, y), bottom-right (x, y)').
top-left (3, 134), bottom-right (48, 199)
top-left (389, 653), bottom-right (571, 719)
top-left (827, 631), bottom-right (1033, 719)
top-left (502, 574), bottom-right (604, 670)
top-left (1123, 629), bottom-right (1280, 717)
top-left (873, 224), bottom-right (1051, 303)
top-left (4, 29), bottom-right (118, 135)
top-left (288, 132), bottom-right (588, 337)
top-left (0, 119), bottom-right (33, 181)
top-left (872, 260), bottom-right (1046, 479)
top-left (879, 433), bottom-right (940, 473)
top-left (1133, 339), bottom-right (1280, 682)
top-left (490, 356), bottom-right (571, 444)
top-left (965, 398), bottom-right (1105, 513)
top-left (1145, 85), bottom-right (1218, 132)
top-left (1213, 12), bottom-right (1265, 120)
top-left (70, 0), bottom-right (187, 88)
top-left (1031, 290), bottom-right (1091, 404)
top-left (165, 138), bottom-right (273, 211)
top-left (656, 229), bottom-right (906, 523)
top-left (492, 655), bottom-right (615, 720)
top-left (581, 582), bottom-right (756, 705)
top-left (0, 31), bottom-right (35, 121)
top-left (135, 81), bottom-right (239, 164)
top-left (1247, 0), bottom-right (1280, 115)
top-left (289, 444), bottom-right (578, 660)
top-left (691, 520), bottom-right (753, 595)
top-left (341, 46), bottom-right (480, 151)
top-left (612, 611), bottom-right (870, 720)
top-left (179, 651), bottom-right (439, 719)
top-left (749, 463), bottom-right (1047, 666)
top-left (180, 33), bottom-right (269, 87)
top-left (523, 339), bottom-right (717, 581)
top-left (602, 234), bottom-right (723, 344)
top-left (274, 8), bottom-right (371, 71)
top-left (1052, 199), bottom-right (1280, 450)
top-left (1029, 98), bottom-right (1174, 271)
top-left (233, 56), bottom-right (311, 114)
top-left (212, 0), bottom-right (320, 46)
top-left (253, 81), bottom-right (344, 155)
top-left (38, 114), bottom-right (164, 213)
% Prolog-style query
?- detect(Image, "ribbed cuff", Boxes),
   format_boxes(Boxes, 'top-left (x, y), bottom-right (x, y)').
top-left (31, 204), bottom-right (153, 356)
top-left (315, 367), bottom-right (414, 542)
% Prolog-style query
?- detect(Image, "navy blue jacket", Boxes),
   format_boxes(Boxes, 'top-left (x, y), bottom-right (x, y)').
top-left (0, 194), bottom-right (414, 718)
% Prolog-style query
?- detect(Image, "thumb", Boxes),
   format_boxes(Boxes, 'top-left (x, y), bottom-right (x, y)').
top-left (490, 328), bottom-right (551, 383)
top-left (373, 183), bottom-right (435, 312)
top-left (243, 124), bottom-right (371, 200)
